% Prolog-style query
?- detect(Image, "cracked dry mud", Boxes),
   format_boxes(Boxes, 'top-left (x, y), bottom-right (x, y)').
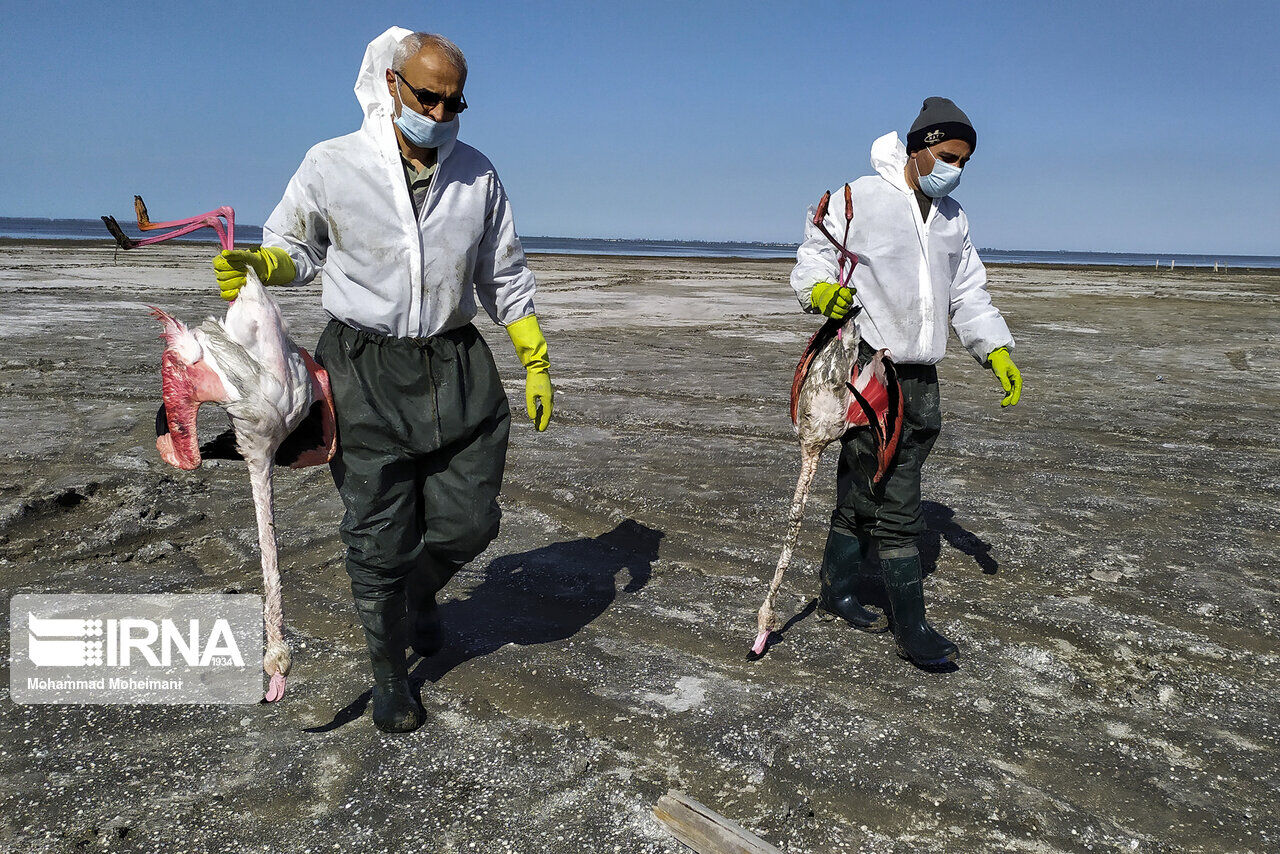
top-left (0, 244), bottom-right (1276, 853)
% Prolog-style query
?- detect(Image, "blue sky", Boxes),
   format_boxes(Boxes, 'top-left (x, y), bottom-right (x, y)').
top-left (1, 0), bottom-right (1276, 253)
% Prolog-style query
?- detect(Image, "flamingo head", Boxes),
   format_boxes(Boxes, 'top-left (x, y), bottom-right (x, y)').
top-left (263, 642), bottom-right (291, 702)
top-left (751, 631), bottom-right (771, 657)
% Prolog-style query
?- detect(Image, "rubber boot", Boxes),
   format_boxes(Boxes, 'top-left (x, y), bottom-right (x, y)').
top-left (405, 562), bottom-right (443, 658)
top-left (817, 529), bottom-right (889, 632)
top-left (880, 550), bottom-right (958, 667)
top-left (353, 594), bottom-right (425, 733)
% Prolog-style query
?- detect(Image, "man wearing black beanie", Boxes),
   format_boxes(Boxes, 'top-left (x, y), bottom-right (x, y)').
top-left (789, 97), bottom-right (1022, 669)
top-left (907, 97), bottom-right (978, 160)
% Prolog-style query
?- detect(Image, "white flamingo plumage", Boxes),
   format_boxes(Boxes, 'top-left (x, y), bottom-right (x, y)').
top-left (151, 270), bottom-right (335, 700)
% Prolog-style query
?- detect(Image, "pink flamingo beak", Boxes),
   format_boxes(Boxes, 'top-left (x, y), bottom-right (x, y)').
top-left (751, 631), bottom-right (770, 656)
top-left (101, 195), bottom-right (235, 251)
top-left (265, 673), bottom-right (286, 703)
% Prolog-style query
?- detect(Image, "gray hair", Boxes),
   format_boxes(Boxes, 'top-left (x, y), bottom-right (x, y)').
top-left (392, 32), bottom-right (467, 79)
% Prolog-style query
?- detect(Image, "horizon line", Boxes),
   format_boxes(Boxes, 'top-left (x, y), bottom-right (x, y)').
top-left (0, 217), bottom-right (1272, 259)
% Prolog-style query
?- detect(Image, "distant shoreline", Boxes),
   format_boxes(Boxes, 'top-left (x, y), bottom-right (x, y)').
top-left (3, 237), bottom-right (1277, 275)
top-left (2, 218), bottom-right (1275, 269)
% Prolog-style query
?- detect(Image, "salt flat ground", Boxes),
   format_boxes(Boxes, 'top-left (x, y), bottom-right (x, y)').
top-left (0, 244), bottom-right (1277, 853)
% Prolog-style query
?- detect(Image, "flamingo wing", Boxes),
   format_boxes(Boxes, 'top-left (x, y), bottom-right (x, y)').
top-left (790, 319), bottom-right (843, 425)
top-left (844, 349), bottom-right (905, 483)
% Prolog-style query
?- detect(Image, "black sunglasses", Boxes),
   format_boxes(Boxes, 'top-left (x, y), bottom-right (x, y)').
top-left (394, 70), bottom-right (468, 114)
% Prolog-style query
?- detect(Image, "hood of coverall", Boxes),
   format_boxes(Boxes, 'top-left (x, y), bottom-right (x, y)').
top-left (353, 26), bottom-right (458, 164)
top-left (869, 131), bottom-right (913, 195)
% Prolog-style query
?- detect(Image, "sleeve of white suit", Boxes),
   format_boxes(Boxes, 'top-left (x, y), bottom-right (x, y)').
top-left (948, 216), bottom-right (1014, 363)
top-left (474, 173), bottom-right (537, 326)
top-left (790, 204), bottom-right (840, 313)
top-left (261, 151), bottom-right (330, 286)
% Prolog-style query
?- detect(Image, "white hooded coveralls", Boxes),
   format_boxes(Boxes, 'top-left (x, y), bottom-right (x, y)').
top-left (263, 27), bottom-right (536, 339)
top-left (790, 131), bottom-right (1013, 365)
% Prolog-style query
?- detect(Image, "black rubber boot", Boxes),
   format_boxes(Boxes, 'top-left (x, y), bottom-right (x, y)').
top-left (353, 594), bottom-right (425, 733)
top-left (817, 529), bottom-right (889, 632)
top-left (880, 551), bottom-right (958, 667)
top-left (405, 564), bottom-right (444, 659)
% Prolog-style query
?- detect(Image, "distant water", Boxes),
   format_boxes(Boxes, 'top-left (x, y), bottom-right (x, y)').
top-left (0, 216), bottom-right (265, 246)
top-left (2, 217), bottom-right (1276, 268)
top-left (521, 236), bottom-right (797, 259)
top-left (976, 248), bottom-right (1279, 269)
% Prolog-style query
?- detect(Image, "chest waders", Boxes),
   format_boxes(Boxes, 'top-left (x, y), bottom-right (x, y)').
top-left (315, 319), bottom-right (511, 730)
top-left (824, 341), bottom-right (958, 667)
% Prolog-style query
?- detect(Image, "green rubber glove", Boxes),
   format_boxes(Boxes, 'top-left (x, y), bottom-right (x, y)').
top-left (213, 246), bottom-right (297, 301)
top-left (987, 347), bottom-right (1022, 407)
top-left (506, 314), bottom-right (553, 431)
top-left (810, 281), bottom-right (855, 320)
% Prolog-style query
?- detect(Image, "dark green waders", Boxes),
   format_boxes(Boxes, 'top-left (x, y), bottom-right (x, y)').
top-left (828, 342), bottom-right (957, 667)
top-left (315, 319), bottom-right (511, 730)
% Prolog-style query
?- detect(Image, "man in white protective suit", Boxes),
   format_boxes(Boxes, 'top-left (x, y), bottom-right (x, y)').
top-left (212, 28), bottom-right (553, 732)
top-left (790, 97), bottom-right (1022, 670)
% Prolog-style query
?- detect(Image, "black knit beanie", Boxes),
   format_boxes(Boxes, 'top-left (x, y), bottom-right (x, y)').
top-left (906, 97), bottom-right (976, 154)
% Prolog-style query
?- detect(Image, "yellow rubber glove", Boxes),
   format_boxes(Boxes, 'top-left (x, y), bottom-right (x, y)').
top-left (809, 281), bottom-right (855, 320)
top-left (987, 347), bottom-right (1022, 407)
top-left (213, 246), bottom-right (297, 301)
top-left (505, 314), bottom-right (553, 431)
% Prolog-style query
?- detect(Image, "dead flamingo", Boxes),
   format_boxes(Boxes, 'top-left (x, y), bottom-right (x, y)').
top-left (752, 186), bottom-right (903, 656)
top-left (103, 200), bottom-right (335, 700)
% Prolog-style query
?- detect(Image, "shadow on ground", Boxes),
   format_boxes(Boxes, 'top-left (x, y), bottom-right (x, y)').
top-left (920, 500), bottom-right (999, 576)
top-left (308, 520), bottom-right (665, 731)
top-left (417, 519), bottom-right (664, 681)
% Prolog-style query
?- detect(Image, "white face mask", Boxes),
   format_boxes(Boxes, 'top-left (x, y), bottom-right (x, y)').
top-left (914, 146), bottom-right (963, 198)
top-left (393, 79), bottom-right (459, 149)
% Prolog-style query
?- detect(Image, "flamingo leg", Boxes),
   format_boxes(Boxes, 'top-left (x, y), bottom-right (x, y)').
top-left (808, 185), bottom-right (860, 275)
top-left (813, 219), bottom-right (860, 271)
top-left (836, 183), bottom-right (855, 287)
top-left (135, 195), bottom-right (203, 229)
top-left (811, 188), bottom-right (861, 272)
top-left (248, 457), bottom-right (290, 702)
top-left (102, 197), bottom-right (235, 251)
top-left (135, 196), bottom-right (235, 242)
top-left (134, 218), bottom-right (220, 245)
top-left (753, 449), bottom-right (823, 655)
top-left (205, 218), bottom-right (229, 250)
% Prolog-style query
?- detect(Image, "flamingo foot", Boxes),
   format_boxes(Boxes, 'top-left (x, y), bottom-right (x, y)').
top-left (751, 631), bottom-right (771, 656)
top-left (264, 672), bottom-right (286, 702)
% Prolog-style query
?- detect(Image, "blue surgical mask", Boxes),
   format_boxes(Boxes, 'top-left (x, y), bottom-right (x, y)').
top-left (393, 81), bottom-right (459, 149)
top-left (915, 146), bottom-right (962, 198)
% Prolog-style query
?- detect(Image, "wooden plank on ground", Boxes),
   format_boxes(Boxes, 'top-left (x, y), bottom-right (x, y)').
top-left (653, 789), bottom-right (783, 854)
